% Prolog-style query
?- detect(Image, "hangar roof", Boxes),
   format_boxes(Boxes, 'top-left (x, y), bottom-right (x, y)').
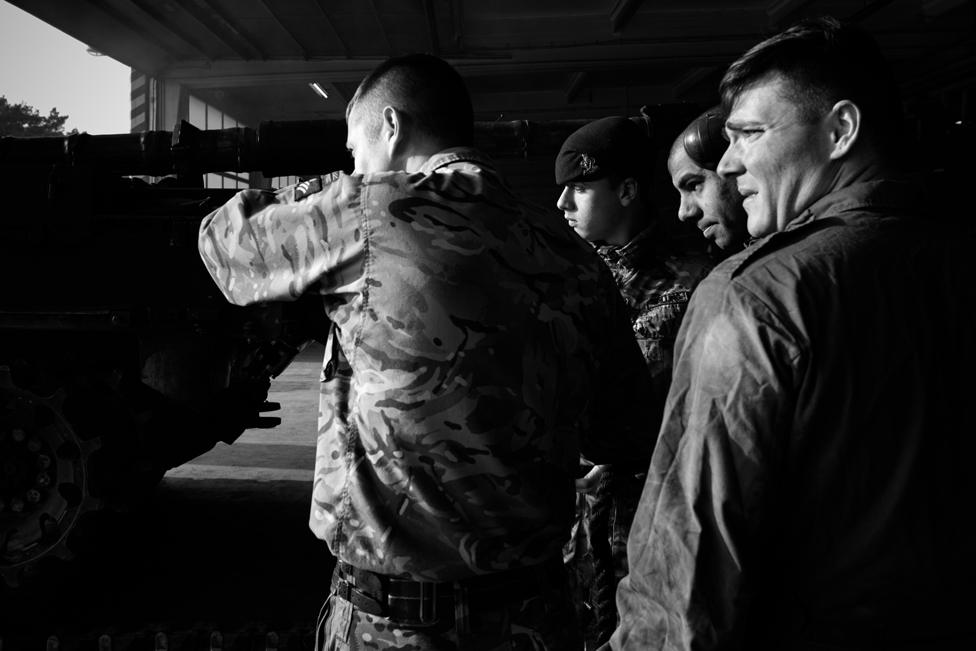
top-left (8, 0), bottom-right (976, 125)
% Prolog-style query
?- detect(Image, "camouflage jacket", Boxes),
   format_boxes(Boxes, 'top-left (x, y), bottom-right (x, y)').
top-left (199, 148), bottom-right (654, 581)
top-left (595, 224), bottom-right (712, 402)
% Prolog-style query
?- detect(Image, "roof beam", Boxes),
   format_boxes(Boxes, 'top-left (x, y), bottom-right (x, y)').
top-left (256, 0), bottom-right (310, 60)
top-left (129, 0), bottom-right (213, 61)
top-left (450, 0), bottom-right (464, 51)
top-left (673, 67), bottom-right (718, 100)
top-left (610, 0), bottom-right (645, 34)
top-left (164, 39), bottom-right (760, 89)
top-left (846, 0), bottom-right (897, 22)
top-left (311, 0), bottom-right (351, 58)
top-left (421, 0), bottom-right (441, 55)
top-left (766, 0), bottom-right (816, 28)
top-left (922, 0), bottom-right (970, 15)
top-left (474, 84), bottom-right (677, 117)
top-left (175, 0), bottom-right (265, 60)
top-left (366, 0), bottom-right (394, 55)
top-left (769, 0), bottom-right (896, 28)
top-left (328, 84), bottom-right (348, 106)
top-left (87, 0), bottom-right (182, 62)
top-left (566, 72), bottom-right (589, 103)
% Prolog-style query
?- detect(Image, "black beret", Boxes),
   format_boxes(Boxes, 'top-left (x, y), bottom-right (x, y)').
top-left (679, 107), bottom-right (728, 171)
top-left (555, 116), bottom-right (650, 186)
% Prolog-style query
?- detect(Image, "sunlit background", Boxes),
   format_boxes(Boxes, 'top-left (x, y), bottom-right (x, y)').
top-left (0, 1), bottom-right (129, 134)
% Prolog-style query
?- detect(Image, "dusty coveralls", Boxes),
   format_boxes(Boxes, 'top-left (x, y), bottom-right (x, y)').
top-left (611, 180), bottom-right (976, 650)
top-left (199, 148), bottom-right (655, 650)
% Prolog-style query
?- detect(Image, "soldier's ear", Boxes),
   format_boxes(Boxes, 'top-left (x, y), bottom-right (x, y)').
top-left (618, 177), bottom-right (639, 207)
top-left (380, 106), bottom-right (399, 142)
top-left (827, 100), bottom-right (861, 160)
top-left (380, 106), bottom-right (404, 167)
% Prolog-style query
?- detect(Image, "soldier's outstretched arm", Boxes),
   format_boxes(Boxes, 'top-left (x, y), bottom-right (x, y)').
top-left (198, 173), bottom-right (365, 306)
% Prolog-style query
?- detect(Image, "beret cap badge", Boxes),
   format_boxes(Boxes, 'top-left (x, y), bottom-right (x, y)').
top-left (554, 116), bottom-right (648, 186)
top-left (579, 153), bottom-right (598, 175)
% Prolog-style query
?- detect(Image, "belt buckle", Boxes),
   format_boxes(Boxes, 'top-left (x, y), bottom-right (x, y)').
top-left (418, 580), bottom-right (436, 624)
top-left (387, 578), bottom-right (439, 626)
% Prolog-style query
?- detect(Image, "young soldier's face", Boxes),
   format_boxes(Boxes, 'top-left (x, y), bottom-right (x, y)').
top-left (717, 74), bottom-right (834, 237)
top-left (555, 178), bottom-right (626, 245)
top-left (668, 146), bottom-right (748, 250)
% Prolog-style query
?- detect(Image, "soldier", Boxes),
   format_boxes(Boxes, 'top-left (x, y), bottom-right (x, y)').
top-left (199, 54), bottom-right (654, 650)
top-left (555, 116), bottom-right (712, 408)
top-left (554, 117), bottom-right (712, 647)
top-left (609, 16), bottom-right (976, 650)
top-left (667, 107), bottom-right (749, 255)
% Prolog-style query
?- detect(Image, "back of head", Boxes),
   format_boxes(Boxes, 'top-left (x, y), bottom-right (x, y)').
top-left (348, 53), bottom-right (474, 148)
top-left (554, 116), bottom-right (652, 190)
top-left (672, 106), bottom-right (728, 171)
top-left (719, 16), bottom-right (903, 159)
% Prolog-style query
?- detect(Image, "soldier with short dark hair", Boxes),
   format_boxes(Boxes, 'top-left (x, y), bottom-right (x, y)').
top-left (199, 53), bottom-right (654, 650)
top-left (609, 17), bottom-right (976, 650)
top-left (667, 107), bottom-right (749, 254)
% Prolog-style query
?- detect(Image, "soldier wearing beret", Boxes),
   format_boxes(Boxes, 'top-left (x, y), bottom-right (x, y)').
top-left (555, 116), bottom-right (712, 647)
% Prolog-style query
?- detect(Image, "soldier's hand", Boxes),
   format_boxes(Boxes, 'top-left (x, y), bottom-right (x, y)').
top-left (211, 376), bottom-right (276, 444)
top-left (575, 463), bottom-right (610, 493)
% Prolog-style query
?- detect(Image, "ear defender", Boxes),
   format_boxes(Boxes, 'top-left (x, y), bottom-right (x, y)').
top-left (682, 108), bottom-right (728, 171)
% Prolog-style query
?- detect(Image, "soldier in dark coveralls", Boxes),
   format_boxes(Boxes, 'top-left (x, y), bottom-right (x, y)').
top-left (554, 117), bottom-right (712, 648)
top-left (608, 16), bottom-right (976, 651)
top-left (199, 54), bottom-right (655, 650)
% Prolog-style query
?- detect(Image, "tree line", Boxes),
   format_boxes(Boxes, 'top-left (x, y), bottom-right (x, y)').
top-left (0, 95), bottom-right (77, 137)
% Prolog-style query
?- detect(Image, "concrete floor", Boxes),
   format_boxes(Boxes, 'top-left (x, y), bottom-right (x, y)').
top-left (1, 344), bottom-right (332, 651)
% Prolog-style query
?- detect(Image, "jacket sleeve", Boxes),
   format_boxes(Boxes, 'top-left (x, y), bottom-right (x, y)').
top-left (198, 174), bottom-right (366, 306)
top-left (611, 281), bottom-right (801, 650)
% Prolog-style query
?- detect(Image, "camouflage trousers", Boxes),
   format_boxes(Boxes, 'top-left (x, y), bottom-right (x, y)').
top-left (314, 566), bottom-right (583, 650)
top-left (563, 469), bottom-right (645, 649)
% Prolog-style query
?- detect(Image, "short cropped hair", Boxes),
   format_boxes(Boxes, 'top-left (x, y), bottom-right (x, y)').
top-left (347, 53), bottom-right (474, 147)
top-left (720, 16), bottom-right (902, 153)
top-left (670, 106), bottom-right (728, 171)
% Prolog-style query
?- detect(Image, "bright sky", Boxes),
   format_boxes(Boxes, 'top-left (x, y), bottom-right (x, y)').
top-left (0, 1), bottom-right (130, 134)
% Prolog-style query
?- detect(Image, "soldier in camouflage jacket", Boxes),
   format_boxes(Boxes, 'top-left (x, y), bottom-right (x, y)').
top-left (555, 117), bottom-right (712, 648)
top-left (200, 55), bottom-right (653, 650)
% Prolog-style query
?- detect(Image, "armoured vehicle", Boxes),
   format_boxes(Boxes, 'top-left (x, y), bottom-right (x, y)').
top-left (0, 120), bottom-right (349, 586)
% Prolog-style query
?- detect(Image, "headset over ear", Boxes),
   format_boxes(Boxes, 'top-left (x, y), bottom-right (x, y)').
top-left (682, 107), bottom-right (728, 171)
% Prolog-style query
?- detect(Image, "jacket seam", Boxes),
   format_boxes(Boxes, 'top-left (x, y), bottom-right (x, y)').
top-left (333, 176), bottom-right (372, 560)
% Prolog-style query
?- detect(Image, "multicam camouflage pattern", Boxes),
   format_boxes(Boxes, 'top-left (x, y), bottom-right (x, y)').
top-left (564, 224), bottom-right (712, 647)
top-left (199, 148), bottom-right (654, 582)
top-left (594, 224), bottom-right (713, 401)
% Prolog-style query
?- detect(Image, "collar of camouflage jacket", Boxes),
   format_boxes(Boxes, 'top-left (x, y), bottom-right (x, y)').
top-left (420, 147), bottom-right (498, 175)
top-left (595, 220), bottom-right (662, 266)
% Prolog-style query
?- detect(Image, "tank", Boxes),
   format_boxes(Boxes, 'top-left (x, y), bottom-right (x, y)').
top-left (0, 120), bottom-right (352, 587)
